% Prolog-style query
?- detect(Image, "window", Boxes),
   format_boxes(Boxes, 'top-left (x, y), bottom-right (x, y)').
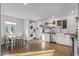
top-left (4, 21), bottom-right (16, 33)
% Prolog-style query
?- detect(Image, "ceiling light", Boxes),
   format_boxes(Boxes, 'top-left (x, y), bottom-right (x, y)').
top-left (70, 11), bottom-right (74, 14)
top-left (24, 3), bottom-right (27, 5)
top-left (4, 21), bottom-right (16, 25)
top-left (52, 16), bottom-right (54, 18)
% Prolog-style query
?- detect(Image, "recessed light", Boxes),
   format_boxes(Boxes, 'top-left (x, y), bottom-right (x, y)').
top-left (24, 3), bottom-right (27, 5)
top-left (52, 16), bottom-right (54, 18)
top-left (70, 11), bottom-right (74, 14)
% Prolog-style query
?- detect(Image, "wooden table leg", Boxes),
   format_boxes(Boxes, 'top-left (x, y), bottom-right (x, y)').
top-left (71, 37), bottom-right (74, 56)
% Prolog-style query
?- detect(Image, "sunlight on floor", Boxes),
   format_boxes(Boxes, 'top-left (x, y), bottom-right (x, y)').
top-left (4, 49), bottom-right (56, 56)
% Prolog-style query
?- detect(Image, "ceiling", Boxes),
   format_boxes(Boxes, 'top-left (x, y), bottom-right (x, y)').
top-left (1, 3), bottom-right (78, 20)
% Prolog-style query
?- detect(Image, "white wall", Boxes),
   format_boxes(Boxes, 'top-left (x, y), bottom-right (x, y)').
top-left (78, 19), bottom-right (79, 55)
top-left (1, 14), bottom-right (24, 44)
top-left (0, 4), bottom-right (1, 55)
top-left (0, 13), bottom-right (1, 56)
top-left (67, 15), bottom-right (77, 33)
top-left (24, 20), bottom-right (29, 41)
top-left (0, 19), bottom-right (1, 55)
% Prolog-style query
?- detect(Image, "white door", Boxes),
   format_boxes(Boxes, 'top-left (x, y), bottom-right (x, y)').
top-left (29, 21), bottom-right (37, 40)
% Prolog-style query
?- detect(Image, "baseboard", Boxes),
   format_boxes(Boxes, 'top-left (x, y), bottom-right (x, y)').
top-left (42, 40), bottom-right (71, 47)
top-left (56, 43), bottom-right (72, 47)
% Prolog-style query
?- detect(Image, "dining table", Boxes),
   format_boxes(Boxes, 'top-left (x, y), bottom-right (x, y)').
top-left (7, 34), bottom-right (24, 49)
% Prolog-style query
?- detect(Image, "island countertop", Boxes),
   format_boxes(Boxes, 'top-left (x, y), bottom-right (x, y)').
top-left (44, 32), bottom-right (56, 34)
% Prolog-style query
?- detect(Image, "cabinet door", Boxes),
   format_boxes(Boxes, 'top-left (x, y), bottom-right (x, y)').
top-left (57, 20), bottom-right (62, 26)
top-left (57, 20), bottom-right (67, 29)
top-left (62, 20), bottom-right (67, 29)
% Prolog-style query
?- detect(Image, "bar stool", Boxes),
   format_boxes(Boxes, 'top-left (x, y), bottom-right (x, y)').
top-left (50, 32), bottom-right (56, 43)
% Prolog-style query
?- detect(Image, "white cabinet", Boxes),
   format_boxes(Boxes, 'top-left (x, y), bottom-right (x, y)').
top-left (41, 33), bottom-right (50, 42)
top-left (56, 33), bottom-right (72, 46)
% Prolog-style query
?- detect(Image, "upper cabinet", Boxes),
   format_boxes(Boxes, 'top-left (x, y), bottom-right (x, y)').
top-left (57, 20), bottom-right (67, 29)
top-left (62, 20), bottom-right (67, 29)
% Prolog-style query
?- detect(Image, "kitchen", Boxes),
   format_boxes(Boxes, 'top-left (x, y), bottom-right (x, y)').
top-left (0, 3), bottom-right (79, 56)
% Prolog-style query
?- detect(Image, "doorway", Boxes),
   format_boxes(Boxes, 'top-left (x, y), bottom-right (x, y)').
top-left (29, 21), bottom-right (38, 40)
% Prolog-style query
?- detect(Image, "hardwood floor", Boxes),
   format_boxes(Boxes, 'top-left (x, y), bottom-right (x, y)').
top-left (1, 39), bottom-right (72, 56)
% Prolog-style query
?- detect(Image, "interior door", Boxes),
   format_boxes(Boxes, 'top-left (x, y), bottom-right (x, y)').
top-left (29, 21), bottom-right (37, 40)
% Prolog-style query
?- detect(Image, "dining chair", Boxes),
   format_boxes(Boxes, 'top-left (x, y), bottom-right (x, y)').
top-left (23, 36), bottom-right (27, 45)
top-left (5, 35), bottom-right (16, 49)
top-left (15, 34), bottom-right (25, 45)
top-left (5, 35), bottom-right (10, 49)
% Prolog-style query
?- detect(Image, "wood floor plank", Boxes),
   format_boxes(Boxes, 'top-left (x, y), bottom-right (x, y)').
top-left (1, 39), bottom-right (72, 56)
